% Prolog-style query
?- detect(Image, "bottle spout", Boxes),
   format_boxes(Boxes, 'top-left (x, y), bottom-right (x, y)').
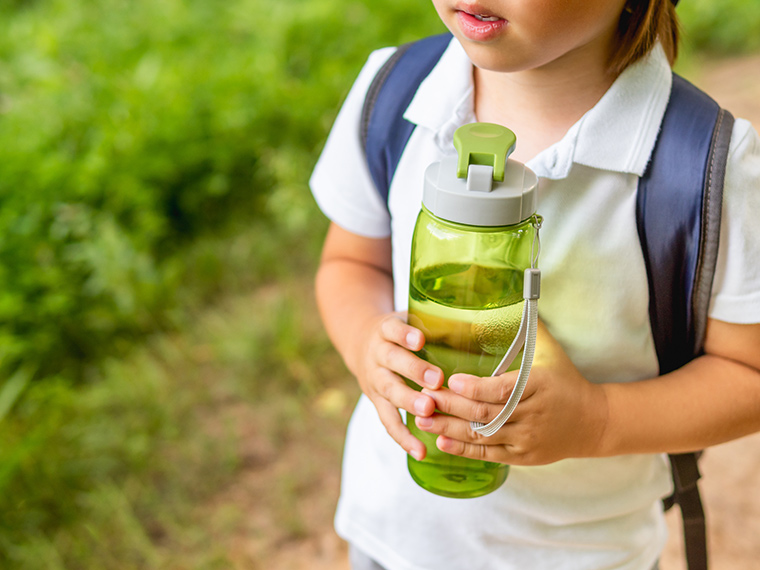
top-left (453, 123), bottom-right (516, 182)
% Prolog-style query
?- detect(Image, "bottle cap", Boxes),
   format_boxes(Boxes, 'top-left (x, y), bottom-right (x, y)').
top-left (423, 123), bottom-right (538, 226)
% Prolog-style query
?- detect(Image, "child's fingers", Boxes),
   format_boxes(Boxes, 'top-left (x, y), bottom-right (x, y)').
top-left (377, 339), bottom-right (443, 390)
top-left (373, 397), bottom-right (427, 461)
top-left (375, 367), bottom-right (436, 418)
top-left (447, 371), bottom-right (522, 403)
top-left (421, 387), bottom-right (504, 425)
top-left (417, 414), bottom-right (545, 465)
top-left (378, 313), bottom-right (422, 347)
top-left (415, 412), bottom-right (486, 442)
top-left (414, 406), bottom-right (519, 449)
top-left (435, 436), bottom-right (511, 465)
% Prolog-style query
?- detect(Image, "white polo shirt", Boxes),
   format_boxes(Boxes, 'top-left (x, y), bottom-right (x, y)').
top-left (311, 38), bottom-right (760, 570)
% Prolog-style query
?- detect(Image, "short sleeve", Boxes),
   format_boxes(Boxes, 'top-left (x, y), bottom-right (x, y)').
top-left (309, 48), bottom-right (396, 238)
top-left (709, 118), bottom-right (760, 324)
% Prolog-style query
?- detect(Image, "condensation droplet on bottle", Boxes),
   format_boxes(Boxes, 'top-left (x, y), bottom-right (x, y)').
top-left (471, 302), bottom-right (523, 355)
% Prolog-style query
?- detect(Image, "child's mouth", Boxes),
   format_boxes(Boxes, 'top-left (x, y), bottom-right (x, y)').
top-left (456, 9), bottom-right (507, 41)
top-left (472, 14), bottom-right (500, 22)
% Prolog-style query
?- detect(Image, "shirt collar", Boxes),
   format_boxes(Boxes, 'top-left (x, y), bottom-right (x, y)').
top-left (403, 38), bottom-right (476, 152)
top-left (404, 39), bottom-right (673, 180)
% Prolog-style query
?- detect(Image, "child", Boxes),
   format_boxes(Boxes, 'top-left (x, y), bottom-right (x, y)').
top-left (311, 1), bottom-right (760, 568)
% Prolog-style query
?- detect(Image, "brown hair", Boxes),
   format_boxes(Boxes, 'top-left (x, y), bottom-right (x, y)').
top-left (609, 0), bottom-right (680, 75)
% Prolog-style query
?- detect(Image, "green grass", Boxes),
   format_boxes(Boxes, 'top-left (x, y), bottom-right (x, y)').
top-left (0, 190), bottom-right (360, 567)
top-left (0, 214), bottom-right (357, 569)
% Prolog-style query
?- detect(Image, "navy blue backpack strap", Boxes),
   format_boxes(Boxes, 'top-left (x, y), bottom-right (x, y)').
top-left (361, 33), bottom-right (452, 202)
top-left (637, 73), bottom-right (734, 570)
top-left (637, 73), bottom-right (734, 375)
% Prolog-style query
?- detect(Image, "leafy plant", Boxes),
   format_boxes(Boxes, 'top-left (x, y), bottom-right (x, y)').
top-left (0, 0), bottom-right (443, 384)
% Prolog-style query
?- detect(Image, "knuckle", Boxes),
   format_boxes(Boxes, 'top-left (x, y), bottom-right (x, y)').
top-left (497, 378), bottom-right (514, 403)
top-left (508, 435), bottom-right (539, 464)
top-left (379, 373), bottom-right (400, 403)
top-left (365, 337), bottom-right (383, 364)
top-left (379, 379), bottom-right (394, 403)
top-left (384, 424), bottom-right (407, 448)
top-left (377, 406), bottom-right (403, 436)
top-left (471, 443), bottom-right (488, 461)
top-left (473, 402), bottom-right (493, 423)
top-left (378, 341), bottom-right (398, 365)
top-left (432, 394), bottom-right (450, 414)
top-left (382, 420), bottom-right (399, 439)
top-left (511, 452), bottom-right (527, 465)
top-left (380, 314), bottom-right (403, 339)
top-left (378, 315), bottom-right (394, 336)
top-left (469, 431), bottom-right (487, 446)
top-left (407, 357), bottom-right (428, 381)
top-left (507, 443), bottom-right (528, 463)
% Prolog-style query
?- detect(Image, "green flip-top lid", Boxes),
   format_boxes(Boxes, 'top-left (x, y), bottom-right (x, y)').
top-left (423, 123), bottom-right (538, 226)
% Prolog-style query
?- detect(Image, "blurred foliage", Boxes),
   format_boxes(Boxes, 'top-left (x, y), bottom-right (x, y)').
top-left (679, 0), bottom-right (760, 54)
top-left (0, 0), bottom-right (444, 384)
top-left (0, 1), bottom-right (441, 566)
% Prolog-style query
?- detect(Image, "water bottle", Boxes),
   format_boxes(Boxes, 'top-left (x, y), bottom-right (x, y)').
top-left (406, 123), bottom-right (542, 498)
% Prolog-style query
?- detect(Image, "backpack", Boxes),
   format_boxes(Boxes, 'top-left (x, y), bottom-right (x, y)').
top-left (360, 33), bottom-right (735, 570)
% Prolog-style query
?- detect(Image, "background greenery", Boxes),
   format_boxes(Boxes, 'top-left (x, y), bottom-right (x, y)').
top-left (0, 0), bottom-right (758, 568)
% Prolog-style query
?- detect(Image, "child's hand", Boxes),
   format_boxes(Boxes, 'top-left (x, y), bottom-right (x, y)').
top-left (355, 312), bottom-right (444, 461)
top-left (414, 321), bottom-right (609, 465)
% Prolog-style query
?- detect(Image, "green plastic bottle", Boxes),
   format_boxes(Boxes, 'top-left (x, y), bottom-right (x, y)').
top-left (406, 123), bottom-right (540, 498)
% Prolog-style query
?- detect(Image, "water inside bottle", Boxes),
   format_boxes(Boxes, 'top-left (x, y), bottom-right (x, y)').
top-left (406, 262), bottom-right (523, 498)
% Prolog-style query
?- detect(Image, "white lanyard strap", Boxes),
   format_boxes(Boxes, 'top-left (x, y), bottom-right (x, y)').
top-left (470, 268), bottom-right (540, 437)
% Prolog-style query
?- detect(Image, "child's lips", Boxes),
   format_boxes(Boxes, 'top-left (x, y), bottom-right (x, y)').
top-left (456, 8), bottom-right (508, 41)
top-left (456, 2), bottom-right (504, 22)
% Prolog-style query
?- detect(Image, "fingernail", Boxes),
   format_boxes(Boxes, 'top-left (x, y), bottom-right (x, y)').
top-left (449, 377), bottom-right (463, 393)
top-left (414, 397), bottom-right (429, 415)
top-left (410, 449), bottom-right (423, 461)
top-left (423, 369), bottom-right (439, 388)
top-left (416, 416), bottom-right (433, 429)
top-left (406, 332), bottom-right (421, 348)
